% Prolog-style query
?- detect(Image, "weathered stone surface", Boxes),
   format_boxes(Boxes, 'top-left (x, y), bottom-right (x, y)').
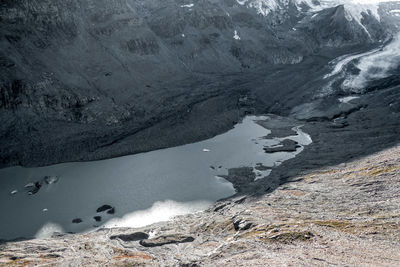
top-left (107, 208), bottom-right (116, 215)
top-left (96, 205), bottom-right (113, 213)
top-left (220, 167), bottom-right (256, 192)
top-left (263, 139), bottom-right (300, 153)
top-left (110, 232), bottom-right (149, 242)
top-left (139, 235), bottom-right (195, 247)
top-left (72, 218), bottom-right (82, 224)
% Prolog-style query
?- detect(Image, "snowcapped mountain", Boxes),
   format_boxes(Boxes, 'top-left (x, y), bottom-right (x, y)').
top-left (237, 0), bottom-right (399, 37)
top-left (237, 0), bottom-right (381, 17)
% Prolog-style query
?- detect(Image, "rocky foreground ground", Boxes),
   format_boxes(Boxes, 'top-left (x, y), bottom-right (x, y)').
top-left (1, 142), bottom-right (399, 266)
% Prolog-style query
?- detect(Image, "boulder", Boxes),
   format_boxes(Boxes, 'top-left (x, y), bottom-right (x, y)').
top-left (24, 182), bottom-right (42, 195)
top-left (72, 218), bottom-right (83, 224)
top-left (96, 205), bottom-right (113, 213)
top-left (264, 139), bottom-right (300, 153)
top-left (139, 235), bottom-right (195, 247)
top-left (110, 232), bottom-right (149, 242)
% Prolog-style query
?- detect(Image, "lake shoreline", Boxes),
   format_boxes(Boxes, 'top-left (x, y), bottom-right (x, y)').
top-left (0, 115), bottom-right (312, 241)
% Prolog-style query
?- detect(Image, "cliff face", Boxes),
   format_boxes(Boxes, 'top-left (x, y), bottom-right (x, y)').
top-left (0, 0), bottom-right (397, 167)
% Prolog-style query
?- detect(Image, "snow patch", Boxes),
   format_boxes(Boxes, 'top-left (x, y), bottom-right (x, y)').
top-left (323, 32), bottom-right (400, 93)
top-left (35, 222), bottom-right (64, 239)
top-left (103, 200), bottom-right (213, 229)
top-left (237, 0), bottom-right (384, 36)
top-left (233, 30), bottom-right (241, 40)
top-left (324, 48), bottom-right (381, 79)
top-left (181, 4), bottom-right (194, 8)
top-left (339, 96), bottom-right (360, 103)
top-left (342, 33), bottom-right (400, 91)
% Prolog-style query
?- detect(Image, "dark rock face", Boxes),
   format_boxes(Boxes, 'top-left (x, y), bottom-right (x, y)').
top-left (298, 5), bottom-right (372, 47)
top-left (24, 182), bottom-right (42, 195)
top-left (233, 218), bottom-right (254, 231)
top-left (72, 218), bottom-right (83, 224)
top-left (139, 235), bottom-right (195, 247)
top-left (110, 232), bottom-right (149, 242)
top-left (96, 205), bottom-right (113, 213)
top-left (264, 139), bottom-right (300, 153)
top-left (107, 208), bottom-right (115, 215)
top-left (0, 0), bottom-right (397, 168)
top-left (220, 167), bottom-right (256, 192)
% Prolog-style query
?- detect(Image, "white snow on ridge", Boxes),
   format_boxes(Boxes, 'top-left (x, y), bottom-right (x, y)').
top-left (339, 96), bottom-right (360, 103)
top-left (324, 48), bottom-right (381, 79)
top-left (236, 0), bottom-right (385, 21)
top-left (323, 32), bottom-right (400, 93)
top-left (342, 33), bottom-right (400, 91)
top-left (236, 0), bottom-right (388, 38)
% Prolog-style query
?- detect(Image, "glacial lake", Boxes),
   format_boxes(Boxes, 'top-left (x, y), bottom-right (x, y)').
top-left (0, 116), bottom-right (311, 240)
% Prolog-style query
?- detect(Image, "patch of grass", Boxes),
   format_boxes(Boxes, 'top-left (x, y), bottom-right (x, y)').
top-left (312, 220), bottom-right (352, 230)
top-left (281, 190), bottom-right (306, 196)
top-left (304, 169), bottom-right (338, 182)
top-left (366, 166), bottom-right (398, 176)
top-left (261, 231), bottom-right (315, 243)
top-left (343, 165), bottom-right (398, 179)
top-left (4, 259), bottom-right (32, 267)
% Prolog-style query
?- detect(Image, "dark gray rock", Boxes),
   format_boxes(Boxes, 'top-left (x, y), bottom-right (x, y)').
top-left (219, 167), bottom-right (256, 192)
top-left (110, 232), bottom-right (149, 242)
top-left (24, 182), bottom-right (42, 195)
top-left (255, 163), bottom-right (272, 171)
top-left (139, 235), bottom-right (195, 247)
top-left (72, 218), bottom-right (83, 224)
top-left (96, 205), bottom-right (113, 213)
top-left (264, 139), bottom-right (301, 153)
top-left (107, 208), bottom-right (115, 215)
top-left (233, 218), bottom-right (254, 231)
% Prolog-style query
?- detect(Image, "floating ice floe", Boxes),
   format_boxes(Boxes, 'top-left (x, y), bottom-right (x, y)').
top-left (24, 182), bottom-right (35, 188)
top-left (44, 176), bottom-right (59, 185)
top-left (233, 30), bottom-right (241, 40)
top-left (203, 148), bottom-right (211, 152)
top-left (181, 4), bottom-right (194, 8)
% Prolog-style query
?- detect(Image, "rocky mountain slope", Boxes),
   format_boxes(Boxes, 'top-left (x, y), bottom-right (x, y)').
top-left (1, 1), bottom-right (400, 264)
top-left (1, 0), bottom-right (399, 167)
